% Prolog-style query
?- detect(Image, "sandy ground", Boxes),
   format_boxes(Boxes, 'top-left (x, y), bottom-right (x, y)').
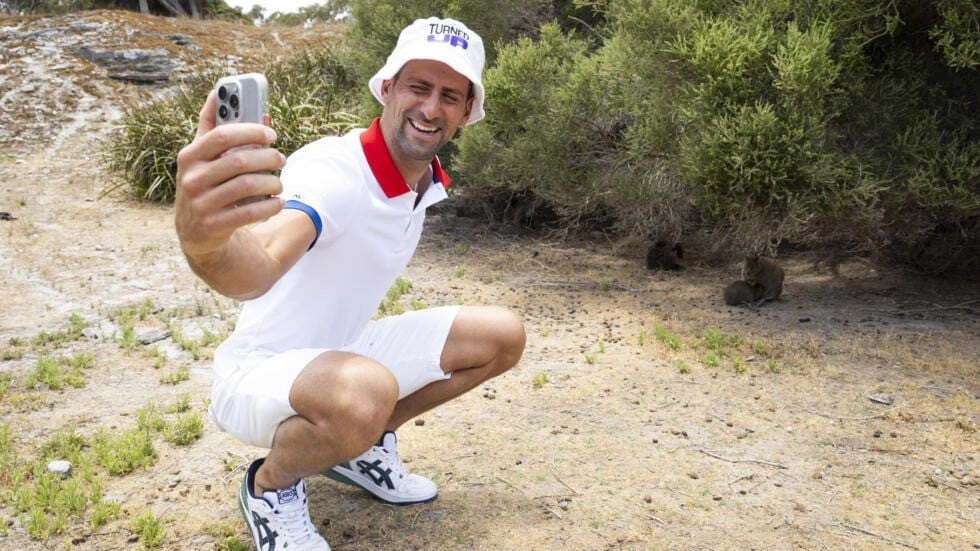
top-left (1, 10), bottom-right (978, 551)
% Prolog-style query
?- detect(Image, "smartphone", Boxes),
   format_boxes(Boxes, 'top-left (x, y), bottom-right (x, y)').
top-left (214, 73), bottom-right (273, 205)
top-left (215, 73), bottom-right (268, 128)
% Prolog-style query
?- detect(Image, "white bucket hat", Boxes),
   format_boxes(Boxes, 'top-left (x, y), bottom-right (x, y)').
top-left (369, 17), bottom-right (486, 125)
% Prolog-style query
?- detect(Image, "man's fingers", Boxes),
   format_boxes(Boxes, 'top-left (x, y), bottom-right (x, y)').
top-left (198, 171), bottom-right (284, 213)
top-left (204, 124), bottom-right (278, 161)
top-left (210, 147), bottom-right (286, 194)
top-left (179, 145), bottom-right (285, 198)
top-left (206, 194), bottom-right (284, 235)
top-left (195, 90), bottom-right (218, 139)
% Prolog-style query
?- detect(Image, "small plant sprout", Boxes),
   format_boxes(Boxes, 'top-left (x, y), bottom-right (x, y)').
top-left (765, 358), bottom-right (780, 373)
top-left (531, 371), bottom-right (550, 389)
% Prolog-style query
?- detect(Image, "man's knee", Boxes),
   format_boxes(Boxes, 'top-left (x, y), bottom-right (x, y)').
top-left (291, 352), bottom-right (399, 452)
top-left (492, 306), bottom-right (526, 366)
top-left (462, 305), bottom-right (526, 374)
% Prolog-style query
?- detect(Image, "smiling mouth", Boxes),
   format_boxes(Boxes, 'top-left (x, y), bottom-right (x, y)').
top-left (409, 118), bottom-right (440, 135)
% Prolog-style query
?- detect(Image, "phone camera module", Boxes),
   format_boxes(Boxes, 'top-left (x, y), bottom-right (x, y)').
top-left (218, 85), bottom-right (228, 101)
top-left (218, 104), bottom-right (229, 120)
top-left (229, 94), bottom-right (239, 109)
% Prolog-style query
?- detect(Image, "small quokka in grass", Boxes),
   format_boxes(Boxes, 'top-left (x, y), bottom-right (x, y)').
top-left (646, 240), bottom-right (683, 271)
top-left (723, 280), bottom-right (765, 305)
top-left (741, 255), bottom-right (784, 302)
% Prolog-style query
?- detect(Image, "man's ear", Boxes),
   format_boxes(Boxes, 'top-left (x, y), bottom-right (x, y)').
top-left (379, 79), bottom-right (393, 103)
top-left (461, 96), bottom-right (474, 125)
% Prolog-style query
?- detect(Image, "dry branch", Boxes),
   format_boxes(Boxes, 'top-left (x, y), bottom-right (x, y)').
top-left (802, 406), bottom-right (898, 421)
top-left (698, 448), bottom-right (787, 469)
top-left (839, 522), bottom-right (918, 549)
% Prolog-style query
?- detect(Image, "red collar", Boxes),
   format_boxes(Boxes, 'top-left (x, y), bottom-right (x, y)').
top-left (359, 118), bottom-right (451, 198)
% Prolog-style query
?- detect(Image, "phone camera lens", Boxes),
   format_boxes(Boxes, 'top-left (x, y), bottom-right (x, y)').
top-left (218, 104), bottom-right (229, 119)
top-left (229, 94), bottom-right (239, 109)
top-left (218, 85), bottom-right (228, 101)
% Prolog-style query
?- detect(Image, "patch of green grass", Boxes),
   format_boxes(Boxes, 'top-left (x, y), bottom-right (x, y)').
top-left (162, 412), bottom-right (204, 446)
top-left (131, 509), bottom-right (166, 549)
top-left (24, 355), bottom-right (89, 391)
top-left (136, 404), bottom-right (167, 433)
top-left (0, 373), bottom-right (12, 398)
top-left (30, 313), bottom-right (88, 350)
top-left (90, 500), bottom-right (121, 529)
top-left (0, 424), bottom-right (14, 485)
top-left (732, 356), bottom-right (747, 374)
top-left (39, 427), bottom-right (87, 465)
top-left (216, 538), bottom-right (251, 551)
top-left (0, 427), bottom-right (112, 543)
top-left (206, 522), bottom-right (250, 550)
top-left (377, 277), bottom-right (416, 316)
top-left (165, 393), bottom-right (192, 414)
top-left (145, 345), bottom-right (166, 369)
top-left (92, 427), bottom-right (156, 476)
top-left (0, 395), bottom-right (204, 545)
top-left (654, 324), bottom-right (681, 351)
top-left (2, 346), bottom-right (24, 361)
top-left (159, 366), bottom-right (190, 386)
top-left (531, 371), bottom-right (550, 389)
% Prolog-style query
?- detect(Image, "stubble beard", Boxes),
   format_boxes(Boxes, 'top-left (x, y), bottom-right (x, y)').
top-left (395, 117), bottom-right (450, 161)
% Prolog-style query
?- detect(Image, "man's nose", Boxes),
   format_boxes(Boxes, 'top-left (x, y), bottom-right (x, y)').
top-left (419, 91), bottom-right (440, 120)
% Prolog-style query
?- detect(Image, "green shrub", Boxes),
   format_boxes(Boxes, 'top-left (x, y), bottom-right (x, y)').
top-left (451, 0), bottom-right (978, 273)
top-left (102, 46), bottom-right (363, 203)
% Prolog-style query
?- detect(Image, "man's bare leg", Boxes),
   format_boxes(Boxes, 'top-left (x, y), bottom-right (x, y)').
top-left (386, 305), bottom-right (525, 431)
top-left (252, 351), bottom-right (399, 495)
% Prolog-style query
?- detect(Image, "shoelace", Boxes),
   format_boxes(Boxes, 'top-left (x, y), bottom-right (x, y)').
top-left (272, 495), bottom-right (315, 544)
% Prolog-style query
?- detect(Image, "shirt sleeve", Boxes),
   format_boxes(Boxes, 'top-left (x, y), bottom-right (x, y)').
top-left (279, 138), bottom-right (361, 251)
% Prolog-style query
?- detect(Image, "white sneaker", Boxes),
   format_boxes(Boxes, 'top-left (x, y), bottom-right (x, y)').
top-left (324, 431), bottom-right (437, 505)
top-left (240, 458), bottom-right (330, 550)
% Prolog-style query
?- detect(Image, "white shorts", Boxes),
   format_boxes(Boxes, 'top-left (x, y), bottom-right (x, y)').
top-left (210, 305), bottom-right (460, 448)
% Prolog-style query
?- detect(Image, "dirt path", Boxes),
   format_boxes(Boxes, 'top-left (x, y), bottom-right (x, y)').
top-left (1, 11), bottom-right (978, 551)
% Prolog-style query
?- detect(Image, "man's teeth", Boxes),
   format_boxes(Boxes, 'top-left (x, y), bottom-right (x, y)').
top-left (410, 119), bottom-right (438, 134)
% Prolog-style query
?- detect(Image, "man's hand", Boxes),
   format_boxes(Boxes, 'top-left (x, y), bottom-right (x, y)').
top-left (175, 90), bottom-right (287, 263)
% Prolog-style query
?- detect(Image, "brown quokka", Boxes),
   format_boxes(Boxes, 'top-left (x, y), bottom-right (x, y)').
top-left (741, 255), bottom-right (784, 302)
top-left (646, 240), bottom-right (683, 271)
top-left (723, 280), bottom-right (765, 306)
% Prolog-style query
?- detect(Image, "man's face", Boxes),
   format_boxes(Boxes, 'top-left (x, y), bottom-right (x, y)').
top-left (379, 59), bottom-right (473, 163)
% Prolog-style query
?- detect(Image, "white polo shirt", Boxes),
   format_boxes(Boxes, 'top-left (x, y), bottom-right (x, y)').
top-left (212, 118), bottom-right (450, 381)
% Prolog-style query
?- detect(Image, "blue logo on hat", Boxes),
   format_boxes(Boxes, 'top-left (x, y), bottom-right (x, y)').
top-left (427, 23), bottom-right (469, 50)
top-left (428, 34), bottom-right (468, 49)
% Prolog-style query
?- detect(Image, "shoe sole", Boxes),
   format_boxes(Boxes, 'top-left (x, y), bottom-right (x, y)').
top-left (324, 467), bottom-right (437, 506)
top-left (238, 481), bottom-right (263, 549)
